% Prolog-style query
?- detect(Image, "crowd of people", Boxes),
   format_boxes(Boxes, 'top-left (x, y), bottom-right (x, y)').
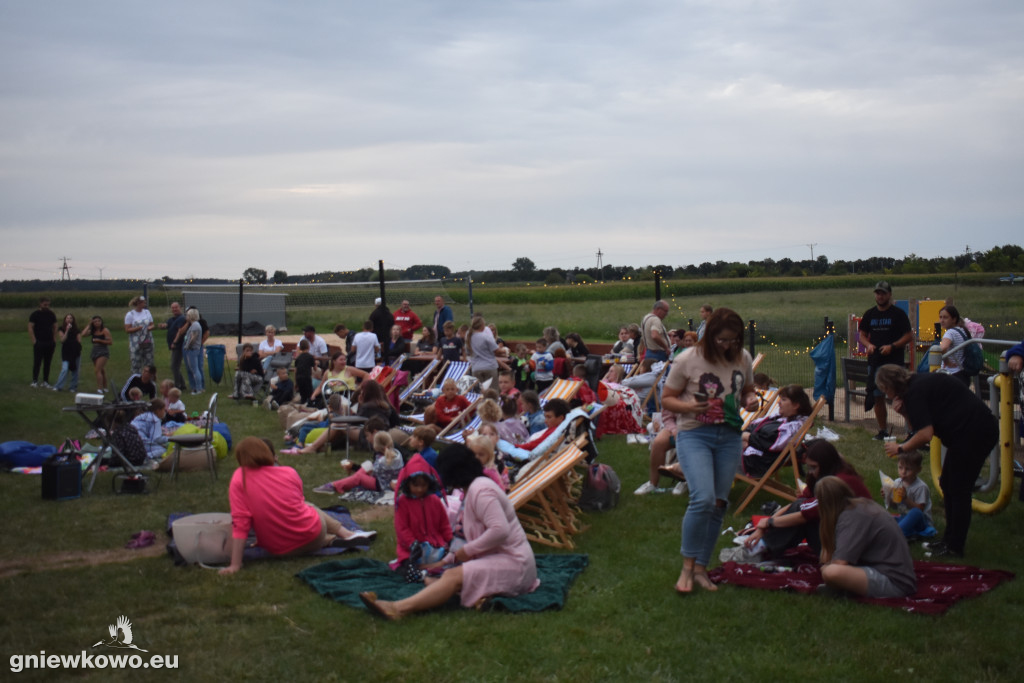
top-left (26, 285), bottom-right (1022, 612)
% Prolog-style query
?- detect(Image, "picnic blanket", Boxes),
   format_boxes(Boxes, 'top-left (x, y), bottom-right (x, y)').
top-left (709, 546), bottom-right (1014, 615)
top-left (165, 506), bottom-right (371, 565)
top-left (297, 553), bottom-right (589, 613)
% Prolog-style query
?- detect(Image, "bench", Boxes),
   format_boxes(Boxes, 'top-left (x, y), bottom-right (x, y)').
top-left (841, 357), bottom-right (870, 422)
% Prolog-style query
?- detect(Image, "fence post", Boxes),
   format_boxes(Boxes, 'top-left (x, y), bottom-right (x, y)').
top-left (747, 320), bottom-right (756, 357)
top-left (654, 270), bottom-right (661, 302)
top-left (237, 278), bottom-right (244, 345)
top-left (688, 318), bottom-right (694, 332)
top-left (825, 316), bottom-right (835, 421)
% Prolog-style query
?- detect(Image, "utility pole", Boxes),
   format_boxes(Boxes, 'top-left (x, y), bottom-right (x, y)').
top-left (806, 243), bottom-right (818, 261)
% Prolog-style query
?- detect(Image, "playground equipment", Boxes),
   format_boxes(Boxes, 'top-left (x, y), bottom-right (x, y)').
top-left (928, 340), bottom-right (1020, 514)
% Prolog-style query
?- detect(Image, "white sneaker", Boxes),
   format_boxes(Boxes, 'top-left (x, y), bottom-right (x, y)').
top-left (633, 481), bottom-right (657, 495)
top-left (40, 381), bottom-right (52, 389)
top-left (30, 381), bottom-right (38, 388)
top-left (672, 482), bottom-right (688, 496)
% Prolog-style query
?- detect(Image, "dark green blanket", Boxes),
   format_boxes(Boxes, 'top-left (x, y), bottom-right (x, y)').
top-left (297, 554), bottom-right (588, 613)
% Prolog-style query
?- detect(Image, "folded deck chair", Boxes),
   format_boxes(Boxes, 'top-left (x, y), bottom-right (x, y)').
top-left (508, 436), bottom-right (591, 549)
top-left (639, 361), bottom-right (671, 416)
top-left (732, 396), bottom-right (826, 515)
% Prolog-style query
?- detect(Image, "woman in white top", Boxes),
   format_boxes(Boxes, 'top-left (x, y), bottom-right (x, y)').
top-left (937, 305), bottom-right (971, 385)
top-left (124, 296), bottom-right (155, 376)
top-left (258, 325), bottom-right (284, 372)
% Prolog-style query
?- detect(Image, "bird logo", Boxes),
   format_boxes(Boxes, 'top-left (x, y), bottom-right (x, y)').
top-left (91, 615), bottom-right (149, 652)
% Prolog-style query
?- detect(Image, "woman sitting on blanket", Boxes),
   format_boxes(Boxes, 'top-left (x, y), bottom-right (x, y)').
top-left (220, 437), bottom-right (376, 575)
top-left (740, 384), bottom-right (813, 477)
top-left (360, 443), bottom-right (539, 620)
top-left (726, 440), bottom-right (871, 564)
top-left (816, 475), bottom-right (917, 598)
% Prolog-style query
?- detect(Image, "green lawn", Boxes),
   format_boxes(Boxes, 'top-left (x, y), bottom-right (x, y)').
top-left (1, 285), bottom-right (1023, 682)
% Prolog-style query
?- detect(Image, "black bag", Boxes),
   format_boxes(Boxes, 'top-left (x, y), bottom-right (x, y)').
top-left (578, 463), bottom-right (620, 511)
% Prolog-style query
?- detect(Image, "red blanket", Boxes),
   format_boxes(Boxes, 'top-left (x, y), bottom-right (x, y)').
top-left (709, 546), bottom-right (1015, 615)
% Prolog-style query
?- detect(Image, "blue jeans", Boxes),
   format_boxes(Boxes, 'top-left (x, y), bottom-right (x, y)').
top-left (896, 508), bottom-right (930, 538)
top-left (676, 424), bottom-right (743, 567)
top-left (645, 349), bottom-right (669, 362)
top-left (184, 347), bottom-right (204, 392)
top-left (53, 360), bottom-right (79, 392)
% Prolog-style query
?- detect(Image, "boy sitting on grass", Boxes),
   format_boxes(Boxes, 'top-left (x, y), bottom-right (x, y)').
top-left (883, 450), bottom-right (935, 540)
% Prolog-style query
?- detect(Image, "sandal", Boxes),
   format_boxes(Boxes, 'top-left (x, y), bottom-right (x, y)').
top-left (359, 592), bottom-right (399, 621)
top-left (657, 464), bottom-right (687, 484)
top-left (280, 447), bottom-right (304, 455)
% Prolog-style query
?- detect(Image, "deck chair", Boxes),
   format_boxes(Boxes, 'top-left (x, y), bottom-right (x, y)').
top-left (428, 360), bottom-right (470, 390)
top-left (732, 396), bottom-right (826, 515)
top-left (397, 358), bottom-right (440, 407)
top-left (539, 378), bottom-right (582, 404)
top-left (508, 436), bottom-right (591, 549)
top-left (433, 393), bottom-right (482, 439)
top-left (740, 387), bottom-right (780, 430)
top-left (438, 415), bottom-right (482, 445)
top-left (638, 361), bottom-right (671, 416)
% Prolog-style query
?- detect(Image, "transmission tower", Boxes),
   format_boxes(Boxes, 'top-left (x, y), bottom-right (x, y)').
top-left (59, 257), bottom-right (72, 281)
top-left (596, 248), bottom-right (604, 281)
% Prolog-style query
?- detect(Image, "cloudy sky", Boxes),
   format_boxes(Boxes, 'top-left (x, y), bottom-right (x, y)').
top-left (2, 1), bottom-right (1022, 281)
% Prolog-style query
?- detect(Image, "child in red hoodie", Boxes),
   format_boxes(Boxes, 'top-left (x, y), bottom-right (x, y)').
top-left (394, 454), bottom-right (452, 576)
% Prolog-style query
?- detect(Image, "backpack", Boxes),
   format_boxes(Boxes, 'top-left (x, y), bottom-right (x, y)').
top-left (955, 327), bottom-right (984, 376)
top-left (578, 463), bottom-right (620, 511)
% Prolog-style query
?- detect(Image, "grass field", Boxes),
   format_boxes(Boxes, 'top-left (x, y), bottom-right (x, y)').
top-left (1, 284), bottom-right (1023, 681)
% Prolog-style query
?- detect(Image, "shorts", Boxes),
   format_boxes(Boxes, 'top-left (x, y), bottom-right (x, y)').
top-left (862, 565), bottom-right (911, 599)
top-left (91, 344), bottom-right (110, 361)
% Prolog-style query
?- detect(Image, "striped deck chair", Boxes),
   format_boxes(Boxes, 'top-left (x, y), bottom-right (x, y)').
top-left (428, 360), bottom-right (470, 390)
top-left (507, 436), bottom-right (591, 549)
top-left (439, 415), bottom-right (482, 445)
top-left (740, 387), bottom-right (780, 430)
top-left (398, 358), bottom-right (440, 407)
top-left (732, 396), bottom-right (826, 515)
top-left (639, 361), bottom-right (671, 416)
top-left (538, 378), bottom-right (581, 405)
top-left (433, 393), bottom-right (482, 439)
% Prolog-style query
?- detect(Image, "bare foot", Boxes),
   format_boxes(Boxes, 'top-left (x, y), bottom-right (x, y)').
top-left (675, 567), bottom-right (694, 594)
top-left (693, 570), bottom-right (718, 592)
top-left (360, 592), bottom-right (401, 621)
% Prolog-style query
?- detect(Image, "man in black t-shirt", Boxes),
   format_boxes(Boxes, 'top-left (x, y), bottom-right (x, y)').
top-left (28, 297), bottom-right (59, 387)
top-left (162, 302), bottom-right (187, 389)
top-left (858, 281), bottom-right (913, 439)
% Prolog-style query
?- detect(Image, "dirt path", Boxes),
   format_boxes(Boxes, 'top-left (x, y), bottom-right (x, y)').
top-left (0, 544), bottom-right (167, 580)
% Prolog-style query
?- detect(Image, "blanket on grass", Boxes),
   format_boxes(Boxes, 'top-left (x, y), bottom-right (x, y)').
top-left (166, 506), bottom-right (370, 565)
top-left (709, 546), bottom-right (1014, 615)
top-left (297, 554), bottom-right (589, 613)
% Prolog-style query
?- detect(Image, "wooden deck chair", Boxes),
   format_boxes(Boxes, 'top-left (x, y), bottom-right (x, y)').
top-left (732, 396), bottom-right (826, 515)
top-left (740, 387), bottom-right (779, 430)
top-left (398, 358), bottom-right (441, 407)
top-left (431, 360), bottom-right (469, 389)
top-left (638, 361), bottom-right (671, 416)
top-left (438, 415), bottom-right (482, 445)
top-left (539, 378), bottom-right (581, 404)
top-left (508, 436), bottom-right (591, 549)
top-left (433, 393), bottom-right (482, 439)
top-left (751, 352), bottom-right (764, 371)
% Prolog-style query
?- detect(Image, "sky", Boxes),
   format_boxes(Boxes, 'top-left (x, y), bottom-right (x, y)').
top-left (2, 1), bottom-right (1022, 282)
